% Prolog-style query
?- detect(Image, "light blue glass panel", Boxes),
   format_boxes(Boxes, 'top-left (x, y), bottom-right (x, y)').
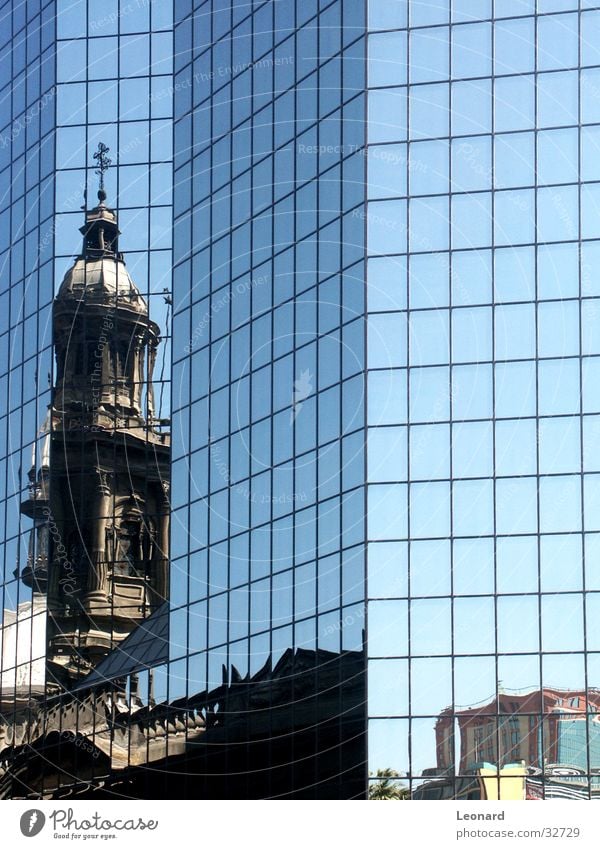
top-left (586, 596), bottom-right (600, 651)
top-left (369, 659), bottom-right (409, 716)
top-left (538, 0), bottom-right (578, 10)
top-left (410, 539), bottom-right (451, 597)
top-left (494, 18), bottom-right (535, 74)
top-left (540, 475), bottom-right (582, 533)
top-left (368, 599), bottom-right (408, 655)
top-left (495, 477), bottom-right (538, 535)
top-left (452, 479), bottom-right (494, 536)
top-left (542, 594), bottom-right (584, 652)
top-left (494, 0), bottom-right (535, 17)
top-left (451, 79), bottom-right (492, 135)
top-left (409, 27), bottom-right (449, 84)
top-left (368, 312), bottom-right (407, 367)
top-left (537, 71), bottom-right (578, 128)
top-left (585, 474), bottom-right (600, 531)
top-left (409, 140), bottom-right (450, 195)
top-left (367, 200), bottom-right (407, 254)
top-left (538, 301), bottom-right (580, 358)
top-left (581, 126), bottom-right (600, 183)
top-left (452, 421), bottom-right (493, 478)
top-left (368, 256), bottom-right (408, 311)
top-left (494, 132), bottom-right (534, 190)
top-left (583, 358), bottom-right (600, 413)
top-left (453, 538), bottom-right (494, 595)
top-left (368, 87), bottom-right (408, 143)
top-left (409, 253), bottom-right (450, 309)
top-left (409, 365), bottom-right (450, 422)
top-left (452, 136), bottom-right (492, 193)
top-left (409, 310), bottom-right (449, 366)
top-left (368, 483), bottom-right (408, 539)
top-left (409, 423), bottom-right (450, 480)
top-left (410, 0), bottom-right (450, 25)
top-left (454, 597), bottom-right (495, 654)
top-left (451, 193), bottom-right (492, 249)
top-left (368, 426), bottom-right (408, 482)
top-left (451, 249), bottom-right (492, 306)
top-left (452, 363), bottom-right (493, 419)
top-left (494, 303), bottom-right (535, 359)
top-left (368, 0), bottom-right (408, 29)
top-left (452, 307), bottom-right (492, 363)
top-left (497, 596), bottom-right (540, 652)
top-left (368, 144), bottom-right (407, 199)
top-left (494, 246), bottom-right (535, 303)
top-left (452, 22), bottom-right (492, 78)
top-left (411, 599), bottom-right (451, 655)
top-left (541, 534), bottom-right (583, 592)
top-left (410, 658), bottom-right (452, 715)
top-left (583, 415), bottom-right (600, 472)
top-left (539, 416), bottom-right (581, 475)
top-left (454, 656), bottom-right (496, 708)
top-left (497, 536), bottom-right (538, 594)
top-left (368, 541), bottom-right (408, 598)
top-left (537, 13), bottom-right (578, 72)
top-left (409, 481), bottom-right (451, 538)
top-left (494, 75), bottom-right (535, 132)
top-left (538, 186), bottom-right (579, 243)
top-left (582, 10), bottom-right (600, 66)
top-left (452, 0), bottom-right (492, 21)
top-left (581, 69), bottom-right (600, 125)
top-left (495, 419), bottom-right (537, 476)
top-left (494, 189), bottom-right (535, 246)
top-left (409, 82), bottom-right (449, 140)
top-left (495, 362), bottom-right (536, 418)
top-left (538, 358), bottom-right (581, 415)
top-left (368, 32), bottom-right (408, 87)
top-left (581, 184), bottom-right (600, 240)
top-left (368, 369), bottom-right (408, 424)
top-left (409, 197), bottom-right (450, 252)
top-left (538, 242), bottom-right (579, 300)
top-left (537, 128), bottom-right (578, 186)
top-left (368, 719), bottom-right (410, 774)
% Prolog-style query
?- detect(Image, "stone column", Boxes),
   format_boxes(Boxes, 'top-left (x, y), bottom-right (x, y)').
top-left (84, 468), bottom-right (112, 614)
top-left (153, 480), bottom-right (170, 604)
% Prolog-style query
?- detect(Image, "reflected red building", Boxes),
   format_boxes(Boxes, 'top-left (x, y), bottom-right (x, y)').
top-left (436, 688), bottom-right (600, 774)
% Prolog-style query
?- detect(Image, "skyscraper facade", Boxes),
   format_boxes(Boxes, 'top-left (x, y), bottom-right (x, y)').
top-left (169, 0), bottom-right (368, 798)
top-left (0, 0), bottom-right (174, 796)
top-left (166, 0), bottom-right (600, 800)
top-left (0, 0), bottom-right (57, 727)
top-left (4, 0), bottom-right (600, 803)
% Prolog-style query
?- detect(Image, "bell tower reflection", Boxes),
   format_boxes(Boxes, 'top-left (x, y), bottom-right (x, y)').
top-left (45, 144), bottom-right (170, 686)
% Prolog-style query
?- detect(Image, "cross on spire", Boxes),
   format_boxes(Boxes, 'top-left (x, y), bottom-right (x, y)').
top-left (93, 142), bottom-right (111, 202)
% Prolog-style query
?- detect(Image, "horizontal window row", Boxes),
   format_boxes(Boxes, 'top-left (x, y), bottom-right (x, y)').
top-left (367, 245), bottom-right (600, 311)
top-left (367, 360), bottom-right (600, 423)
top-left (368, 303), bottom-right (600, 365)
top-left (369, 13), bottom-right (600, 86)
top-left (368, 130), bottom-right (600, 198)
top-left (368, 416), bottom-right (600, 480)
top-left (367, 474), bottom-right (600, 538)
top-left (367, 186), bottom-right (600, 254)
top-left (368, 533), bottom-right (600, 597)
top-left (368, 74), bottom-right (600, 143)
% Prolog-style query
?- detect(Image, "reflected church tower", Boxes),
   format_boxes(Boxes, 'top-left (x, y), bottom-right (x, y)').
top-left (46, 145), bottom-right (170, 685)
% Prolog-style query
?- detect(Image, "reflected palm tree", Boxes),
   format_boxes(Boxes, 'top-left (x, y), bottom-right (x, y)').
top-left (368, 768), bottom-right (410, 800)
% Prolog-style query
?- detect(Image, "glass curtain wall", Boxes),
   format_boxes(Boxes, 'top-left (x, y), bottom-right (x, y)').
top-left (0, 0), bottom-right (56, 730)
top-left (367, 0), bottom-right (600, 800)
top-left (169, 0), bottom-right (367, 798)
